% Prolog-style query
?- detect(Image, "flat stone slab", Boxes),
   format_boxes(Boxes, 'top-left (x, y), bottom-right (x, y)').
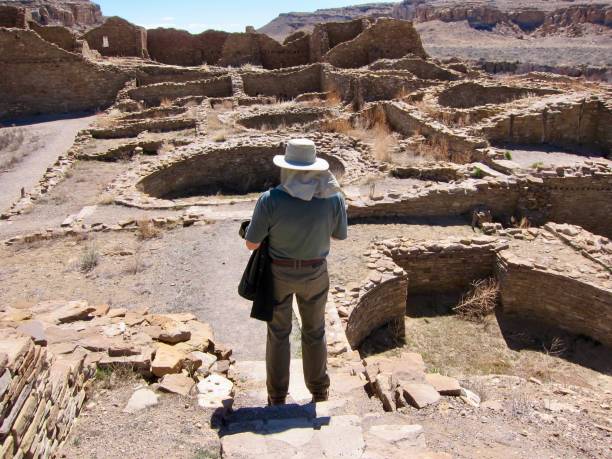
top-left (123, 389), bottom-right (158, 413)
top-left (425, 373), bottom-right (461, 396)
top-left (317, 415), bottom-right (365, 459)
top-left (159, 373), bottom-right (194, 397)
top-left (151, 343), bottom-right (187, 377)
top-left (401, 383), bottom-right (441, 409)
top-left (369, 424), bottom-right (424, 445)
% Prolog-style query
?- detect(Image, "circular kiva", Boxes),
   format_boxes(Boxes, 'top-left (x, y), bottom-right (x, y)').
top-left (136, 145), bottom-right (347, 200)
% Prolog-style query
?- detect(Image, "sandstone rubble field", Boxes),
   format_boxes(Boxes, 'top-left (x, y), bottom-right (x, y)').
top-left (0, 2), bottom-right (611, 458)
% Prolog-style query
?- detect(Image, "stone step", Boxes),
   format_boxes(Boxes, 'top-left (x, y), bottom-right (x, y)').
top-left (221, 414), bottom-right (366, 459)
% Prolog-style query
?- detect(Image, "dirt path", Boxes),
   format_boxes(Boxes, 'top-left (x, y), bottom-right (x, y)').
top-left (0, 115), bottom-right (95, 213)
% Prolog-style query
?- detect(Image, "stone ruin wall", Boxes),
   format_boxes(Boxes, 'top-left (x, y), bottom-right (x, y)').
top-left (481, 96), bottom-right (611, 154)
top-left (0, 299), bottom-right (235, 458)
top-left (0, 28), bottom-right (129, 120)
top-left (537, 175), bottom-right (612, 239)
top-left (497, 252), bottom-right (612, 347)
top-left (323, 18), bottom-right (427, 69)
top-left (28, 21), bottom-right (78, 51)
top-left (344, 273), bottom-right (408, 349)
top-left (127, 76), bottom-right (233, 107)
top-left (390, 241), bottom-right (501, 297)
top-left (0, 331), bottom-right (90, 458)
top-left (83, 16), bottom-right (148, 59)
top-left (308, 19), bottom-right (367, 62)
top-left (341, 229), bottom-right (611, 350)
top-left (242, 65), bottom-right (323, 99)
top-left (0, 5), bottom-right (28, 28)
top-left (145, 18), bottom-right (424, 70)
top-left (146, 29), bottom-right (227, 66)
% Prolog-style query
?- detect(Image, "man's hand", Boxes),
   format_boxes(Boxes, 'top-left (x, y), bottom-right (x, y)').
top-left (246, 240), bottom-right (261, 251)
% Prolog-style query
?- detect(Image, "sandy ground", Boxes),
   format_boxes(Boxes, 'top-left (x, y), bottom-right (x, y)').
top-left (0, 115), bottom-right (95, 213)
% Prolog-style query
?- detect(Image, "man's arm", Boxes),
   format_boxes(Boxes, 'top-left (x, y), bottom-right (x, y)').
top-left (332, 193), bottom-right (348, 241)
top-left (245, 240), bottom-right (261, 250)
top-left (244, 193), bottom-right (270, 251)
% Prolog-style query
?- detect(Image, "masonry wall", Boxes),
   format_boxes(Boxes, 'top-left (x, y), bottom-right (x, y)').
top-left (28, 22), bottom-right (77, 51)
top-left (0, 331), bottom-right (91, 458)
top-left (322, 69), bottom-right (429, 103)
top-left (127, 76), bottom-right (233, 106)
top-left (497, 254), bottom-right (612, 346)
top-left (84, 16), bottom-right (148, 58)
top-left (345, 276), bottom-right (408, 348)
top-left (242, 65), bottom-right (322, 98)
top-left (147, 29), bottom-right (229, 66)
top-left (0, 5), bottom-right (28, 28)
top-left (384, 102), bottom-right (485, 159)
top-left (348, 183), bottom-right (520, 220)
top-left (541, 175), bottom-right (612, 239)
top-left (324, 18), bottom-right (427, 69)
top-left (0, 29), bottom-right (129, 120)
top-left (391, 245), bottom-right (497, 296)
top-left (482, 97), bottom-right (610, 153)
top-left (438, 82), bottom-right (559, 108)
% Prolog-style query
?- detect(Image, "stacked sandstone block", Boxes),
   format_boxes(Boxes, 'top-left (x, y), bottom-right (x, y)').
top-left (0, 329), bottom-right (91, 458)
top-left (0, 301), bottom-right (233, 457)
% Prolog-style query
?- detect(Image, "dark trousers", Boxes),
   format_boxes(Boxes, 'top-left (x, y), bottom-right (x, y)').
top-left (266, 261), bottom-right (330, 400)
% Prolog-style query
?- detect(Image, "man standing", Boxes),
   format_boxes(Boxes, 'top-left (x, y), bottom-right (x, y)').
top-left (245, 138), bottom-right (348, 405)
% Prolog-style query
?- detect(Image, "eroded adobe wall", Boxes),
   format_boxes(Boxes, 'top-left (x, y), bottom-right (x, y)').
top-left (0, 5), bottom-right (28, 28)
top-left (497, 252), bottom-right (612, 347)
top-left (28, 22), bottom-right (78, 51)
top-left (324, 18), bottom-right (427, 69)
top-left (0, 29), bottom-right (129, 120)
top-left (84, 16), bottom-right (148, 58)
top-left (242, 65), bottom-right (323, 98)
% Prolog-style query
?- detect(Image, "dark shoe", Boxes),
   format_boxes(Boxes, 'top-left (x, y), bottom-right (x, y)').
top-left (311, 390), bottom-right (329, 403)
top-left (267, 396), bottom-right (286, 407)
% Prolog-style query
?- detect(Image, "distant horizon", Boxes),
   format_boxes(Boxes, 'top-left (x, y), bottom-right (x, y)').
top-left (95, 0), bottom-right (396, 33)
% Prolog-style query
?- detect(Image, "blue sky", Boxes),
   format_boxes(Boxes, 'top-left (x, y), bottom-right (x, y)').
top-left (96, 1), bottom-right (393, 33)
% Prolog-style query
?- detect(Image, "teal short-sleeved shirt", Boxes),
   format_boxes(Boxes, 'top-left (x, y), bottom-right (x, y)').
top-left (246, 187), bottom-right (348, 260)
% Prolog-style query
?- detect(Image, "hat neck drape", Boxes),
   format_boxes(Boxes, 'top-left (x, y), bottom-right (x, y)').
top-left (277, 169), bottom-right (341, 201)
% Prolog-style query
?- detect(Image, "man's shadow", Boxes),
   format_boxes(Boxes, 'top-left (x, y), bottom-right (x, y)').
top-left (212, 402), bottom-right (332, 436)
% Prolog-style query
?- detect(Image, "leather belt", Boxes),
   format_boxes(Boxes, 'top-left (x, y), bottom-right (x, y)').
top-left (271, 258), bottom-right (325, 268)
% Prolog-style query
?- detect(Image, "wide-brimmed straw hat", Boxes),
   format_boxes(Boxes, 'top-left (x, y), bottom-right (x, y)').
top-left (273, 139), bottom-right (329, 171)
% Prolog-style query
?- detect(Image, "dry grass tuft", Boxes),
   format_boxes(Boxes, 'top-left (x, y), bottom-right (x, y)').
top-left (325, 87), bottom-right (343, 107)
top-left (125, 247), bottom-right (144, 275)
top-left (97, 193), bottom-right (114, 205)
top-left (159, 98), bottom-right (173, 108)
top-left (136, 220), bottom-right (160, 240)
top-left (212, 130), bottom-right (228, 142)
top-left (453, 278), bottom-right (500, 322)
top-left (95, 363), bottom-right (140, 389)
top-left (79, 242), bottom-right (99, 273)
